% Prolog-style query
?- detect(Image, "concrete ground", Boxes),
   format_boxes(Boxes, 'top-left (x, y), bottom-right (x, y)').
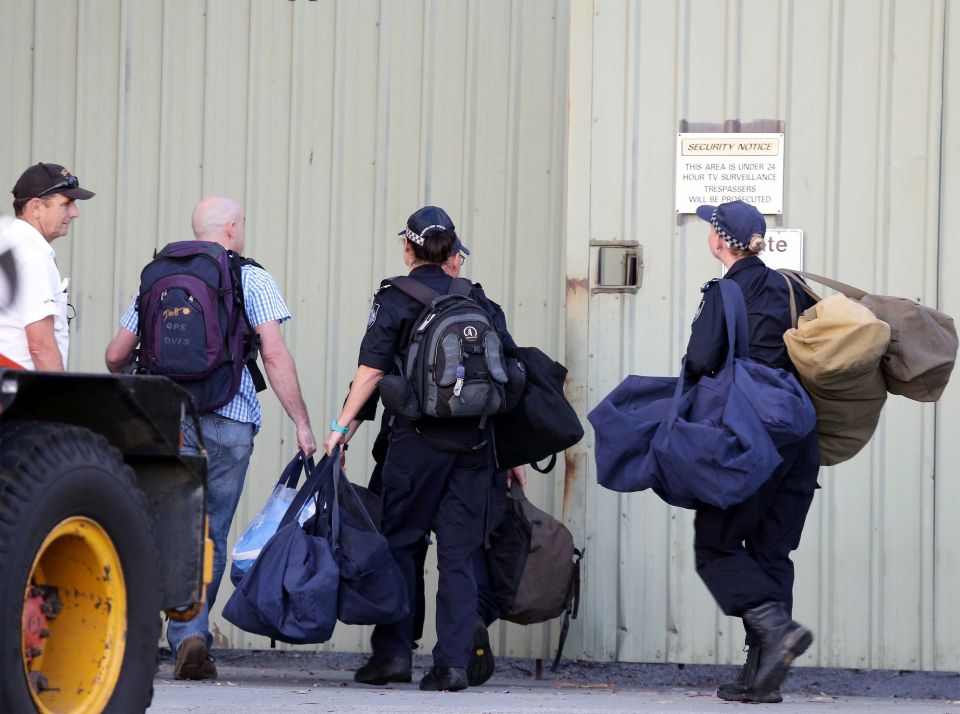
top-left (148, 650), bottom-right (960, 714)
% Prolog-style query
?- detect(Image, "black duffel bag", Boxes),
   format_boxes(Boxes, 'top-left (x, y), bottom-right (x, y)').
top-left (493, 346), bottom-right (584, 472)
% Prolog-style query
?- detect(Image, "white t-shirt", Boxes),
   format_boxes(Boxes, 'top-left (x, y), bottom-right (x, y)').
top-left (0, 218), bottom-right (69, 369)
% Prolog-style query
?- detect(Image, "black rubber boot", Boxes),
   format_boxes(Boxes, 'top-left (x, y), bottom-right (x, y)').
top-left (354, 655), bottom-right (412, 685)
top-left (742, 601), bottom-right (813, 696)
top-left (716, 646), bottom-right (783, 703)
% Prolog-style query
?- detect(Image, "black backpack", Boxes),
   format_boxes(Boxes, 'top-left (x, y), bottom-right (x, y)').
top-left (137, 241), bottom-right (265, 411)
top-left (379, 276), bottom-right (514, 422)
top-left (485, 483), bottom-right (582, 671)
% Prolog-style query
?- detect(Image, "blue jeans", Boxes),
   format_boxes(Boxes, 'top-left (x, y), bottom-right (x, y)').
top-left (168, 414), bottom-right (255, 657)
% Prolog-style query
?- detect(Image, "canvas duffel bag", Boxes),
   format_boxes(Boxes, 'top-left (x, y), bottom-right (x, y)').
top-left (781, 273), bottom-right (890, 466)
top-left (782, 270), bottom-right (958, 402)
top-left (485, 482), bottom-right (581, 671)
top-left (590, 280), bottom-right (816, 504)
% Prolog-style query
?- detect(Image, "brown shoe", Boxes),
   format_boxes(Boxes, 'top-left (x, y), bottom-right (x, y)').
top-left (173, 635), bottom-right (218, 680)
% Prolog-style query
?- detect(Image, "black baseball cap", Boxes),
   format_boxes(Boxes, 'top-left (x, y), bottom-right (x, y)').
top-left (399, 205), bottom-right (470, 255)
top-left (12, 163), bottom-right (95, 201)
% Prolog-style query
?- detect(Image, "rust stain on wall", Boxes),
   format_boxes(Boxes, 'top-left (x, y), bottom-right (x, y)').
top-left (566, 276), bottom-right (588, 295)
top-left (563, 450), bottom-right (579, 514)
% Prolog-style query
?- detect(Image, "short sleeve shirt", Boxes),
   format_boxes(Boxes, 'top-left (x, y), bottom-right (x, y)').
top-left (0, 219), bottom-right (69, 369)
top-left (119, 262), bottom-right (290, 429)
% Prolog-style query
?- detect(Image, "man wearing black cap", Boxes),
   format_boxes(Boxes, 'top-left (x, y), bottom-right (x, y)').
top-left (0, 163), bottom-right (94, 370)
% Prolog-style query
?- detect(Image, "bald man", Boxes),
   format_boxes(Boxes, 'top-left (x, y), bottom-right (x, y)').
top-left (106, 196), bottom-right (316, 680)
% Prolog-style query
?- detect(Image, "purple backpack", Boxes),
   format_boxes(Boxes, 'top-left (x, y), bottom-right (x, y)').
top-left (137, 241), bottom-right (265, 412)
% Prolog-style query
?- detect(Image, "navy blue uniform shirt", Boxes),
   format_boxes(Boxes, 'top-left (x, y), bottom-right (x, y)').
top-left (358, 263), bottom-right (516, 444)
top-left (684, 256), bottom-right (817, 379)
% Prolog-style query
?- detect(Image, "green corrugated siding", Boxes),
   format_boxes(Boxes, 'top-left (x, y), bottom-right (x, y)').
top-left (565, 0), bottom-right (958, 671)
top-left (0, 0), bottom-right (570, 660)
top-left (2, 0), bottom-right (958, 671)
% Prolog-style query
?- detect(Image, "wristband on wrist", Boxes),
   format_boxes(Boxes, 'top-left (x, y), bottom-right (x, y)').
top-left (330, 419), bottom-right (349, 435)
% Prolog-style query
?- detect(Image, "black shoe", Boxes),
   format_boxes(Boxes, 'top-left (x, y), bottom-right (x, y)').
top-left (354, 655), bottom-right (412, 685)
top-left (419, 666), bottom-right (468, 692)
top-left (716, 646), bottom-right (783, 703)
top-left (466, 622), bottom-right (495, 686)
top-left (742, 602), bottom-right (814, 696)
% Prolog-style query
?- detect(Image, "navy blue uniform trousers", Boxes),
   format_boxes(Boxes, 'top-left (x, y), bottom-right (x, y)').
top-left (368, 458), bottom-right (502, 647)
top-left (371, 421), bottom-right (493, 668)
top-left (693, 429), bottom-right (820, 646)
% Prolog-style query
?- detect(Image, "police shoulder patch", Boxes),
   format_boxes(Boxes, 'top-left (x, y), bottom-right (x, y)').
top-left (700, 277), bottom-right (720, 293)
top-left (692, 298), bottom-right (706, 323)
top-left (367, 302), bottom-right (381, 329)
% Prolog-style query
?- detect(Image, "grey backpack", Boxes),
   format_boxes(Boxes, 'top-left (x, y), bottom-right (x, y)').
top-left (383, 276), bottom-right (510, 421)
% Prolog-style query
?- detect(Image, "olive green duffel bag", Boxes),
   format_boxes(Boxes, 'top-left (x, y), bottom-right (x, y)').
top-left (781, 274), bottom-right (891, 466)
top-left (784, 271), bottom-right (958, 402)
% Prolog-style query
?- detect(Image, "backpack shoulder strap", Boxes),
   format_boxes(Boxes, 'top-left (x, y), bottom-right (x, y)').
top-left (388, 275), bottom-right (442, 307)
top-left (448, 277), bottom-right (473, 297)
top-left (240, 256), bottom-right (265, 271)
top-left (228, 252), bottom-right (267, 393)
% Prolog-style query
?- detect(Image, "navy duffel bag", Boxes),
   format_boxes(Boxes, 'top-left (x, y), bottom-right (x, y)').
top-left (590, 280), bottom-right (816, 509)
top-left (223, 453), bottom-right (340, 644)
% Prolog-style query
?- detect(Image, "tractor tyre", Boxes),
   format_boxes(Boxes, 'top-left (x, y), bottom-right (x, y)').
top-left (0, 420), bottom-right (161, 714)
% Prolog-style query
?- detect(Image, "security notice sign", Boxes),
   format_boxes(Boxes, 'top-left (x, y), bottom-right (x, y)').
top-left (675, 133), bottom-right (784, 214)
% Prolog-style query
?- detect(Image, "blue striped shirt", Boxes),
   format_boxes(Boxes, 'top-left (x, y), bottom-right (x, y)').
top-left (119, 263), bottom-right (290, 430)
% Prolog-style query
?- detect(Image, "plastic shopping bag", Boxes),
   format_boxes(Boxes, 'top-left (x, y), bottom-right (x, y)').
top-left (231, 452), bottom-right (316, 577)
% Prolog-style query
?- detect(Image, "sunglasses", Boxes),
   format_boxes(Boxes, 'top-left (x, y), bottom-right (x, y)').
top-left (36, 175), bottom-right (79, 198)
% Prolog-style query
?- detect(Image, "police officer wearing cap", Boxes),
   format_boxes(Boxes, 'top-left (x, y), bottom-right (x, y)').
top-left (686, 200), bottom-right (820, 704)
top-left (324, 205), bottom-right (516, 692)
top-left (352, 239), bottom-right (508, 687)
top-left (0, 163), bottom-right (94, 370)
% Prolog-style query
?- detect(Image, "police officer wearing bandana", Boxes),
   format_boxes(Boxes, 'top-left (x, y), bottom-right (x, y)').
top-left (324, 206), bottom-right (516, 692)
top-left (686, 200), bottom-right (820, 703)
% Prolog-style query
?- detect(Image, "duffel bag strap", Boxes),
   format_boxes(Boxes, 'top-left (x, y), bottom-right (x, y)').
top-left (795, 270), bottom-right (867, 300)
top-left (529, 453), bottom-right (558, 474)
top-left (779, 271), bottom-right (798, 329)
top-left (550, 547), bottom-right (583, 672)
top-left (778, 269), bottom-right (823, 305)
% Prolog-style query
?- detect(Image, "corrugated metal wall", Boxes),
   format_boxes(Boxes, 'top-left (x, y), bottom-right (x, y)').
top-left (3, 0), bottom-right (959, 672)
top-left (565, 0), bottom-right (959, 671)
top-left (0, 0), bottom-right (571, 659)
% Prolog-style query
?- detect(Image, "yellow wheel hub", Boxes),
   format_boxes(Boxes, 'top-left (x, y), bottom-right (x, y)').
top-left (21, 517), bottom-right (127, 714)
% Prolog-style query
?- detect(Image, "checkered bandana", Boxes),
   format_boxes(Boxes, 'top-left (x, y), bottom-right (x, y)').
top-left (710, 208), bottom-right (749, 251)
